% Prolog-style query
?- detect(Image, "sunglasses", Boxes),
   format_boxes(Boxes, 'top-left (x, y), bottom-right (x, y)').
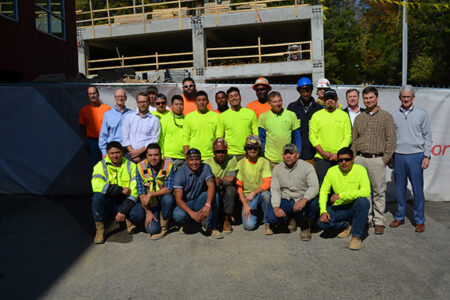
top-left (155, 101), bottom-right (166, 105)
top-left (183, 84), bottom-right (195, 89)
top-left (338, 158), bottom-right (352, 163)
top-left (213, 150), bottom-right (227, 154)
top-left (245, 147), bottom-right (259, 151)
top-left (255, 88), bottom-right (267, 92)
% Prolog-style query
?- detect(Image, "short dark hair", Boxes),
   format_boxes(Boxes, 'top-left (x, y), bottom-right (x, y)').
top-left (362, 86), bottom-right (378, 97)
top-left (146, 143), bottom-right (161, 154)
top-left (145, 85), bottom-right (158, 94)
top-left (182, 77), bottom-right (195, 85)
top-left (337, 147), bottom-right (354, 158)
top-left (154, 93), bottom-right (167, 101)
top-left (107, 141), bottom-right (123, 152)
top-left (136, 92), bottom-right (149, 99)
top-left (87, 86), bottom-right (99, 95)
top-left (171, 94), bottom-right (183, 105)
top-left (346, 88), bottom-right (359, 97)
top-left (196, 90), bottom-right (208, 100)
top-left (226, 87), bottom-right (240, 96)
top-left (215, 91), bottom-right (226, 98)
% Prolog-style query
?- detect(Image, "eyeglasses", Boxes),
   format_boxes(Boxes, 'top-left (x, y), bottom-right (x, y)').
top-left (255, 88), bottom-right (266, 92)
top-left (155, 101), bottom-right (166, 105)
top-left (183, 84), bottom-right (195, 89)
top-left (338, 158), bottom-right (352, 163)
top-left (213, 150), bottom-right (227, 154)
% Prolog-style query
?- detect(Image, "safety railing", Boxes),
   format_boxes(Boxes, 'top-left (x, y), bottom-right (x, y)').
top-left (86, 51), bottom-right (194, 76)
top-left (206, 40), bottom-right (311, 66)
top-left (76, 0), bottom-right (309, 37)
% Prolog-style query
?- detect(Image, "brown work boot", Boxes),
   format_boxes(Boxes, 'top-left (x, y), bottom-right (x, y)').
top-left (209, 229), bottom-right (224, 239)
top-left (223, 215), bottom-right (233, 234)
top-left (374, 225), bottom-right (384, 235)
top-left (349, 237), bottom-right (362, 250)
top-left (125, 219), bottom-right (137, 234)
top-left (151, 216), bottom-right (169, 240)
top-left (299, 220), bottom-right (311, 241)
top-left (337, 224), bottom-right (352, 238)
top-left (94, 222), bottom-right (105, 244)
top-left (264, 224), bottom-right (273, 235)
top-left (288, 217), bottom-right (297, 233)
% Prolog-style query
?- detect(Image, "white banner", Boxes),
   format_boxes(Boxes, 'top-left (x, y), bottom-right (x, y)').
top-left (0, 83), bottom-right (448, 201)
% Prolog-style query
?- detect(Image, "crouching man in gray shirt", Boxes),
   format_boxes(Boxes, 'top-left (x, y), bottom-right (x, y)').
top-left (265, 144), bottom-right (319, 241)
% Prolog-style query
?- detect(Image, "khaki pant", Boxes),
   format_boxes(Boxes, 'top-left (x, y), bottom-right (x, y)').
top-left (355, 156), bottom-right (387, 226)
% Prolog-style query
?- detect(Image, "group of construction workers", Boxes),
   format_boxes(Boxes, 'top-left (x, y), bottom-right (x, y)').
top-left (80, 76), bottom-right (432, 251)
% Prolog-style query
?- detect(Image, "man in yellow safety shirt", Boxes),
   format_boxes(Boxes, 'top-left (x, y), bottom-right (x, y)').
top-left (159, 95), bottom-right (186, 171)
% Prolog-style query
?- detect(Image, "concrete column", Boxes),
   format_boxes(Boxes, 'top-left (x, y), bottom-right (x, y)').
top-left (310, 5), bottom-right (325, 85)
top-left (77, 29), bottom-right (89, 76)
top-left (191, 16), bottom-right (206, 83)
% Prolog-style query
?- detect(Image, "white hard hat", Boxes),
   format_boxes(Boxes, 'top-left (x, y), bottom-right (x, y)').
top-left (317, 78), bottom-right (331, 88)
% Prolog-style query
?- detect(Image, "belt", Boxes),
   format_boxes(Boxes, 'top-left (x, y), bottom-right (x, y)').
top-left (359, 153), bottom-right (383, 158)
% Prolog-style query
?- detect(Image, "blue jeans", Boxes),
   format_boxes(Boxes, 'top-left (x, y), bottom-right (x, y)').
top-left (87, 138), bottom-right (102, 167)
top-left (394, 152), bottom-right (425, 224)
top-left (266, 197), bottom-right (319, 225)
top-left (91, 192), bottom-right (145, 224)
top-left (242, 191), bottom-right (271, 231)
top-left (145, 193), bottom-right (176, 234)
top-left (317, 197), bottom-right (370, 238)
top-left (172, 192), bottom-right (219, 229)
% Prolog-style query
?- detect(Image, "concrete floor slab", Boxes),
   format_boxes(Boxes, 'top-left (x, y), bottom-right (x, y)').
top-left (0, 196), bottom-right (449, 299)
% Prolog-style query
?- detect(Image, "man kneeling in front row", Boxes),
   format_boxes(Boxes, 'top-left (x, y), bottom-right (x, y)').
top-left (318, 147), bottom-right (370, 250)
top-left (172, 148), bottom-right (223, 239)
top-left (265, 144), bottom-right (319, 241)
top-left (136, 143), bottom-right (176, 240)
top-left (91, 142), bottom-right (145, 244)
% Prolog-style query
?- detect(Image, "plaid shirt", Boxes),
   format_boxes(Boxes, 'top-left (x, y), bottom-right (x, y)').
top-left (136, 161), bottom-right (174, 196)
top-left (351, 107), bottom-right (396, 164)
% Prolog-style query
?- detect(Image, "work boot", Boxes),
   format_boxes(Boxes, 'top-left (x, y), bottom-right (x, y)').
top-left (125, 219), bottom-right (137, 234)
top-left (151, 215), bottom-right (169, 240)
top-left (223, 215), bottom-right (233, 234)
top-left (94, 222), bottom-right (105, 244)
top-left (264, 224), bottom-right (273, 235)
top-left (338, 224), bottom-right (352, 238)
top-left (300, 220), bottom-right (311, 241)
top-left (288, 217), bottom-right (297, 233)
top-left (209, 229), bottom-right (224, 239)
top-left (349, 237), bottom-right (362, 250)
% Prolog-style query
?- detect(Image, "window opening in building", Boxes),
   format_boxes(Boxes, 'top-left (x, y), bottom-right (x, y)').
top-left (0, 0), bottom-right (18, 21)
top-left (35, 0), bottom-right (65, 40)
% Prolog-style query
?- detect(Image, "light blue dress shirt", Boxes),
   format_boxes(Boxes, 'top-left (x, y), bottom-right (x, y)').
top-left (98, 106), bottom-right (132, 155)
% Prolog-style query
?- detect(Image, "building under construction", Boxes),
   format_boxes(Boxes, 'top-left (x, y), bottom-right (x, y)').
top-left (76, 1), bottom-right (325, 83)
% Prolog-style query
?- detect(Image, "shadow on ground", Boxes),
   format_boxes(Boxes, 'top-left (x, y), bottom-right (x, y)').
top-left (0, 195), bottom-right (93, 299)
top-left (0, 195), bottom-right (449, 299)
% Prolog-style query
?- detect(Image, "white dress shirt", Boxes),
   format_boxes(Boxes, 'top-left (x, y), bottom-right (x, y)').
top-left (122, 111), bottom-right (161, 149)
